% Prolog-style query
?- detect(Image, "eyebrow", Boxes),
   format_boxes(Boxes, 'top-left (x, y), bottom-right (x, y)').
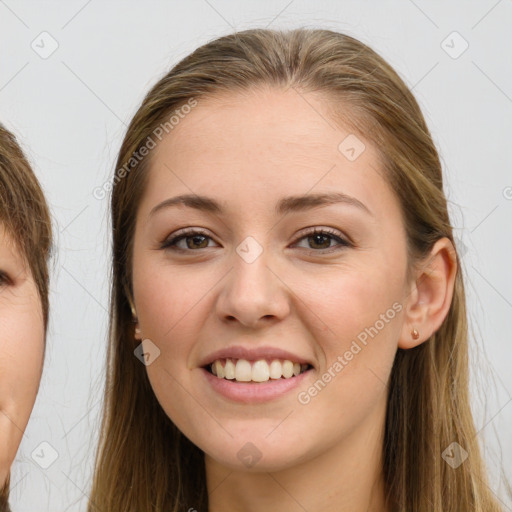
top-left (149, 192), bottom-right (372, 218)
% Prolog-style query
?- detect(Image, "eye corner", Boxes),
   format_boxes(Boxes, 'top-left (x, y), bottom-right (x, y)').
top-left (0, 270), bottom-right (13, 287)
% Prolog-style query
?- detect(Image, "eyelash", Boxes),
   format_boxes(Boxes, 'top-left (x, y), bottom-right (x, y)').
top-left (160, 227), bottom-right (351, 254)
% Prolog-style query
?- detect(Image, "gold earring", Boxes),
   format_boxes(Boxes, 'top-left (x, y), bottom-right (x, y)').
top-left (411, 328), bottom-right (419, 340)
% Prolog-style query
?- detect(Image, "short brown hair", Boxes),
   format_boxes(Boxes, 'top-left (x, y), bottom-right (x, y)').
top-left (0, 124), bottom-right (53, 331)
top-left (0, 123), bottom-right (53, 509)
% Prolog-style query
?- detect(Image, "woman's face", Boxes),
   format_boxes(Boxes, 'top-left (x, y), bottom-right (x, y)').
top-left (0, 224), bottom-right (45, 484)
top-left (132, 87), bottom-right (411, 472)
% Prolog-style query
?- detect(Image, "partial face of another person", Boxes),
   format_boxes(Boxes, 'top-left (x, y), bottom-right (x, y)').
top-left (131, 87), bottom-right (411, 471)
top-left (0, 224), bottom-right (45, 485)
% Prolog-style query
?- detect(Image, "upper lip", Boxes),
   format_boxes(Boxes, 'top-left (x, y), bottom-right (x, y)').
top-left (199, 345), bottom-right (313, 368)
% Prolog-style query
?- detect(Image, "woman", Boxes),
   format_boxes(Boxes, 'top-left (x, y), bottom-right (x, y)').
top-left (0, 125), bottom-right (53, 511)
top-left (89, 28), bottom-right (505, 511)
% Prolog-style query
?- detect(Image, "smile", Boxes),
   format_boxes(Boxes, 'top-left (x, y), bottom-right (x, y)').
top-left (201, 359), bottom-right (314, 404)
top-left (207, 358), bottom-right (311, 383)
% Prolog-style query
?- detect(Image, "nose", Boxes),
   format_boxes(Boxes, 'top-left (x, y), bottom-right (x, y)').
top-left (215, 243), bottom-right (290, 329)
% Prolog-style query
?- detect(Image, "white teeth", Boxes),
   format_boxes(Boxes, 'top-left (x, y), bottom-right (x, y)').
top-left (209, 358), bottom-right (310, 382)
top-left (235, 359), bottom-right (252, 382)
top-left (282, 360), bottom-right (293, 378)
top-left (252, 360), bottom-right (270, 382)
top-left (214, 360), bottom-right (224, 378)
top-left (269, 360), bottom-right (282, 379)
top-left (224, 358), bottom-right (236, 379)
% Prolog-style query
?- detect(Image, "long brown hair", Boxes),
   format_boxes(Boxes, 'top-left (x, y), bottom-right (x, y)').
top-left (89, 28), bottom-right (506, 511)
top-left (0, 124), bottom-right (53, 510)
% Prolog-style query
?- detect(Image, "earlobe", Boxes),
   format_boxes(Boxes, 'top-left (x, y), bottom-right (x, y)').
top-left (398, 237), bottom-right (457, 349)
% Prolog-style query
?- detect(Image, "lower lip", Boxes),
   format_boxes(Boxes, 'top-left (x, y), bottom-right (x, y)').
top-left (201, 367), bottom-right (313, 404)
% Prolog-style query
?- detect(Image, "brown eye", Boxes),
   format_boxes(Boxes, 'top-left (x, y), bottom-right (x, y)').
top-left (182, 234), bottom-right (210, 250)
top-left (306, 233), bottom-right (332, 250)
top-left (160, 227), bottom-right (351, 254)
top-left (160, 229), bottom-right (216, 251)
top-left (294, 228), bottom-right (351, 253)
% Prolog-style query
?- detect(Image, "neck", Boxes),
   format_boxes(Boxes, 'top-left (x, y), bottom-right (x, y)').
top-left (205, 396), bottom-right (391, 512)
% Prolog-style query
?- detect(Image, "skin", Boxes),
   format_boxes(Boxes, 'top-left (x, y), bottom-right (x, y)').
top-left (131, 87), bottom-right (457, 512)
top-left (0, 224), bottom-right (45, 486)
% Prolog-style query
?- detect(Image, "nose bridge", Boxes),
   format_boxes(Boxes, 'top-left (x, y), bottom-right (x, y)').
top-left (231, 234), bottom-right (274, 298)
top-left (217, 234), bottom-right (289, 327)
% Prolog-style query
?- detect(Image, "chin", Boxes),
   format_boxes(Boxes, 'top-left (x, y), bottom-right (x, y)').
top-left (201, 434), bottom-right (308, 473)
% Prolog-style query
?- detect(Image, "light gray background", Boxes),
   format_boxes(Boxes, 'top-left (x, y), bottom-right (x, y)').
top-left (1, 1), bottom-right (511, 510)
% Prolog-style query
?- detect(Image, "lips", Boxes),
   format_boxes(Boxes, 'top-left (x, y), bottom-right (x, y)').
top-left (197, 345), bottom-right (315, 402)
top-left (201, 364), bottom-right (313, 403)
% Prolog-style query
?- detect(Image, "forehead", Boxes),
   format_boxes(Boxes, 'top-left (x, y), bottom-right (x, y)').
top-left (138, 87), bottom-right (398, 221)
top-left (162, 87), bottom-right (368, 163)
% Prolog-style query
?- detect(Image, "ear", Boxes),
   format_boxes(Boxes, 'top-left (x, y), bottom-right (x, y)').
top-left (132, 307), bottom-right (142, 342)
top-left (398, 237), bottom-right (458, 349)
top-left (124, 280), bottom-right (142, 341)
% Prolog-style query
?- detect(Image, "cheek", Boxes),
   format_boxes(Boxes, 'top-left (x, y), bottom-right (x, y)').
top-left (132, 256), bottom-right (211, 406)
top-left (291, 266), bottom-right (402, 415)
top-left (295, 262), bottom-right (404, 348)
top-left (0, 298), bottom-right (45, 475)
top-left (134, 261), bottom-right (207, 343)
top-left (0, 304), bottom-right (45, 402)
top-left (132, 260), bottom-right (204, 433)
